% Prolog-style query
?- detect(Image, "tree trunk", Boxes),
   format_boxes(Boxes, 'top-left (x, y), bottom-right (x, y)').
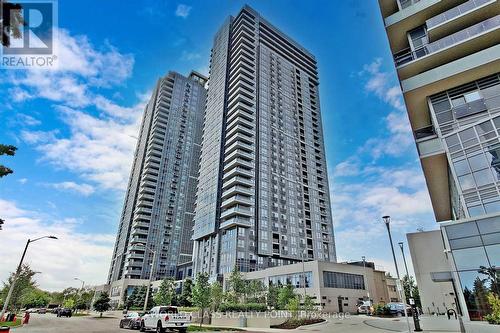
top-left (100, 312), bottom-right (103, 318)
top-left (199, 308), bottom-right (204, 327)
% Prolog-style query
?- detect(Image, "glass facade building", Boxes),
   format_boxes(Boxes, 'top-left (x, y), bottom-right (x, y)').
top-left (193, 5), bottom-right (336, 280)
top-left (108, 71), bottom-right (207, 283)
top-left (378, 0), bottom-right (500, 321)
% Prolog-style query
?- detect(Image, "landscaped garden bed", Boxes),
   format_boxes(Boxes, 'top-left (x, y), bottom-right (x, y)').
top-left (271, 318), bottom-right (325, 329)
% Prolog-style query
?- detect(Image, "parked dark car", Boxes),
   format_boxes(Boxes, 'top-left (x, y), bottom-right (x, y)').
top-left (56, 308), bottom-right (72, 317)
top-left (387, 302), bottom-right (412, 316)
top-left (119, 312), bottom-right (143, 329)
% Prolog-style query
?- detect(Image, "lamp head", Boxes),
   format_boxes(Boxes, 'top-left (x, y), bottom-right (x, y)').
top-left (362, 256), bottom-right (366, 261)
top-left (48, 236), bottom-right (58, 239)
top-left (382, 216), bottom-right (391, 225)
top-left (398, 242), bottom-right (403, 247)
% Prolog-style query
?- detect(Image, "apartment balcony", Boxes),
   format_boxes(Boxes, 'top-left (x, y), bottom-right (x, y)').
top-left (220, 205), bottom-right (252, 219)
top-left (138, 193), bottom-right (155, 202)
top-left (223, 166), bottom-right (253, 180)
top-left (131, 227), bottom-right (149, 236)
top-left (226, 124), bottom-right (254, 141)
top-left (140, 180), bottom-right (157, 189)
top-left (225, 140), bottom-right (253, 156)
top-left (221, 185), bottom-right (253, 199)
top-left (135, 207), bottom-right (152, 215)
top-left (226, 116), bottom-right (254, 134)
top-left (139, 185), bottom-right (155, 195)
top-left (133, 214), bottom-right (151, 222)
top-left (221, 194), bottom-right (253, 209)
top-left (396, 15), bottom-right (500, 76)
top-left (227, 100), bottom-right (255, 118)
top-left (224, 157), bottom-right (253, 172)
top-left (220, 216), bottom-right (253, 230)
top-left (426, 0), bottom-right (499, 40)
top-left (132, 221), bottom-right (150, 228)
top-left (222, 175), bottom-right (253, 189)
top-left (224, 149), bottom-right (253, 165)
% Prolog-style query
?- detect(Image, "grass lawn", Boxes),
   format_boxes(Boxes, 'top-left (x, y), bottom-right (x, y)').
top-left (0, 319), bottom-right (22, 327)
top-left (187, 325), bottom-right (244, 331)
top-left (72, 313), bottom-right (90, 317)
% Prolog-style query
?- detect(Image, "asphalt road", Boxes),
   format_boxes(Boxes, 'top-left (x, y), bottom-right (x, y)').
top-left (8, 312), bottom-right (445, 333)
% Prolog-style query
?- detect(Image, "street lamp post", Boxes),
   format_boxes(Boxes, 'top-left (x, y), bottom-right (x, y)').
top-left (301, 249), bottom-right (307, 299)
top-left (362, 256), bottom-right (370, 302)
top-left (399, 241), bottom-right (422, 331)
top-left (382, 216), bottom-right (412, 333)
top-left (0, 235), bottom-right (58, 320)
top-left (138, 243), bottom-right (157, 312)
top-left (74, 277), bottom-right (85, 293)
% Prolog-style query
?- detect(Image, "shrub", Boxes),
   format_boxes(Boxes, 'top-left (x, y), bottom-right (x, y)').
top-left (218, 303), bottom-right (267, 312)
top-left (373, 303), bottom-right (390, 316)
top-left (485, 293), bottom-right (500, 325)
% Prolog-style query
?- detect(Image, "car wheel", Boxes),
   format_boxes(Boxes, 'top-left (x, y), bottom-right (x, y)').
top-left (140, 321), bottom-right (145, 332)
top-left (120, 321), bottom-right (124, 328)
top-left (178, 328), bottom-right (187, 333)
top-left (156, 322), bottom-right (165, 333)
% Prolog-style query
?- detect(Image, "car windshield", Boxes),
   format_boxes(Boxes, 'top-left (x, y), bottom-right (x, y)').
top-left (128, 312), bottom-right (139, 318)
top-left (159, 307), bottom-right (178, 314)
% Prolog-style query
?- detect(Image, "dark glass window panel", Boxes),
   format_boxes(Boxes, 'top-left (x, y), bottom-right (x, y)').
top-left (485, 244), bottom-right (500, 266)
top-left (453, 159), bottom-right (470, 176)
top-left (452, 96), bottom-right (466, 107)
top-left (477, 217), bottom-right (500, 234)
top-left (453, 247), bottom-right (489, 270)
top-left (458, 174), bottom-right (475, 191)
top-left (481, 233), bottom-right (500, 246)
top-left (473, 169), bottom-right (494, 187)
top-left (445, 134), bottom-right (460, 147)
top-left (433, 99), bottom-right (451, 113)
top-left (468, 205), bottom-right (485, 217)
top-left (436, 110), bottom-right (453, 124)
top-left (459, 270), bottom-right (493, 320)
top-left (446, 222), bottom-right (479, 239)
top-left (460, 128), bottom-right (476, 142)
top-left (484, 201), bottom-right (500, 215)
top-left (449, 236), bottom-right (483, 250)
top-left (475, 121), bottom-right (494, 135)
top-left (468, 154), bottom-right (488, 171)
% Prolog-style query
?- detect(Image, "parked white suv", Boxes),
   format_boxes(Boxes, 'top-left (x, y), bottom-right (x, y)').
top-left (140, 306), bottom-right (190, 333)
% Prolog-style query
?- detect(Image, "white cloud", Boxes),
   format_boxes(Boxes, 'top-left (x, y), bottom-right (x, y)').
top-left (45, 181), bottom-right (95, 196)
top-left (361, 58), bottom-right (405, 112)
top-left (22, 105), bottom-right (145, 190)
top-left (10, 29), bottom-right (147, 191)
top-left (175, 4), bottom-right (192, 18)
top-left (356, 58), bottom-right (415, 159)
top-left (181, 50), bottom-right (201, 61)
top-left (0, 199), bottom-right (114, 291)
top-left (7, 29), bottom-right (135, 108)
top-left (18, 178), bottom-right (28, 184)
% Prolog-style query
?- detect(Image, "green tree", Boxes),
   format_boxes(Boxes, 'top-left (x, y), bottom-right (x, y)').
top-left (153, 278), bottom-right (175, 306)
top-left (210, 281), bottom-right (223, 312)
top-left (20, 288), bottom-right (50, 308)
top-left (1, 2), bottom-right (24, 47)
top-left (178, 279), bottom-right (193, 307)
top-left (227, 266), bottom-right (246, 302)
top-left (1, 264), bottom-right (36, 311)
top-left (126, 287), bottom-right (138, 309)
top-left (63, 298), bottom-right (75, 309)
top-left (287, 295), bottom-right (301, 319)
top-left (479, 266), bottom-right (500, 296)
top-left (93, 292), bottom-right (111, 317)
top-left (402, 275), bottom-right (421, 308)
top-left (131, 286), bottom-right (153, 309)
top-left (267, 284), bottom-right (280, 309)
top-left (277, 284), bottom-right (295, 310)
top-left (0, 144), bottom-right (17, 178)
top-left (247, 280), bottom-right (266, 303)
top-left (192, 273), bottom-right (210, 327)
top-left (303, 295), bottom-right (315, 319)
top-left (473, 276), bottom-right (491, 317)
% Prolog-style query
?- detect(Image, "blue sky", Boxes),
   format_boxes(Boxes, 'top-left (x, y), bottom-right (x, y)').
top-left (0, 0), bottom-right (437, 290)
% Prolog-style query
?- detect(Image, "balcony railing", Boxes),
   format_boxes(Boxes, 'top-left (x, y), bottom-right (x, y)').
top-left (398, 0), bottom-right (421, 10)
top-left (395, 15), bottom-right (500, 67)
top-left (427, 0), bottom-right (492, 30)
top-left (414, 125), bottom-right (436, 140)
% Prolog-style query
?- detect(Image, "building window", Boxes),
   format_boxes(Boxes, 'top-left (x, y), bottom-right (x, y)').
top-left (323, 271), bottom-right (365, 290)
